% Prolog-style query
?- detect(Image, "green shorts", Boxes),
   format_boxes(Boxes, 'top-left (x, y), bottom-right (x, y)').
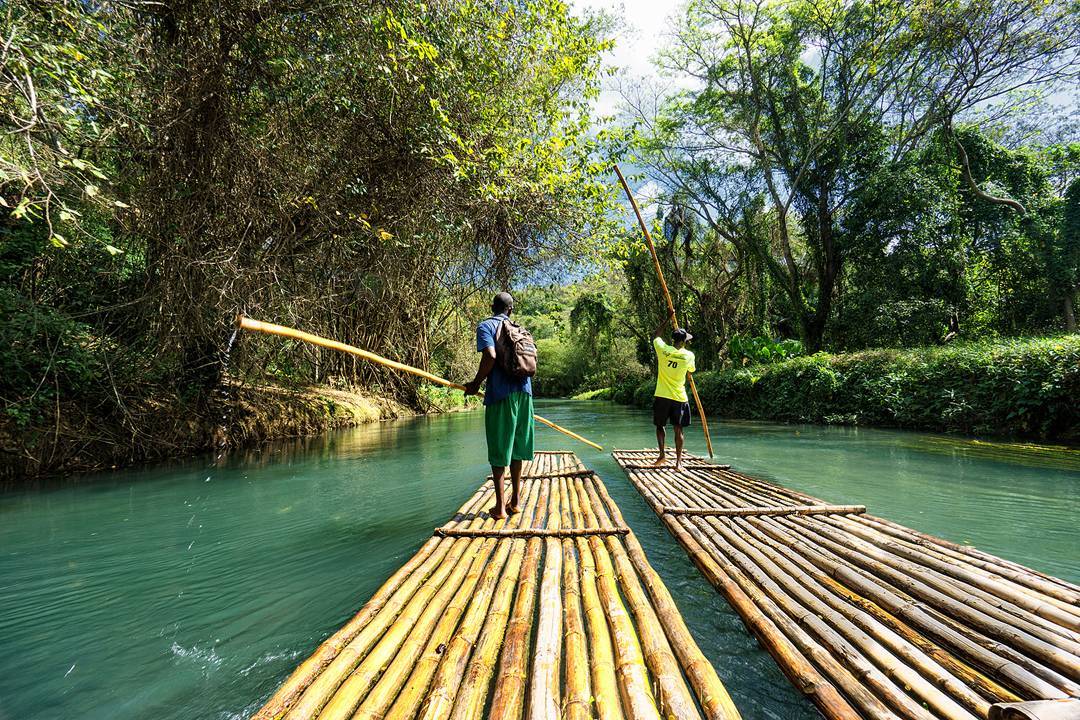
top-left (485, 392), bottom-right (535, 468)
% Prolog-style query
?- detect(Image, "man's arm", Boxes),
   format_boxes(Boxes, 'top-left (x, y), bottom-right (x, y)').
top-left (463, 347), bottom-right (496, 396)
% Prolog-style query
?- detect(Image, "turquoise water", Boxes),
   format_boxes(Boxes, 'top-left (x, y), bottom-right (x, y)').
top-left (1, 400), bottom-right (1077, 720)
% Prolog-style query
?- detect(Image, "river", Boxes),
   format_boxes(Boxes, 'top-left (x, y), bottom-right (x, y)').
top-left (1, 400), bottom-right (1077, 719)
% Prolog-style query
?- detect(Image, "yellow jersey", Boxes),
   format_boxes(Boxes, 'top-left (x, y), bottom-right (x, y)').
top-left (653, 336), bottom-right (695, 402)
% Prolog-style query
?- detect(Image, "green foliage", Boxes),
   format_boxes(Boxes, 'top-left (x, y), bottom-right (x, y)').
top-left (0, 0), bottom-right (623, 475)
top-left (623, 337), bottom-right (1080, 441)
top-left (728, 334), bottom-right (804, 366)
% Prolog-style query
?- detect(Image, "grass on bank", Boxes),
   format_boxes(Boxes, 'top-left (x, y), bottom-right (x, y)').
top-left (610, 335), bottom-right (1080, 443)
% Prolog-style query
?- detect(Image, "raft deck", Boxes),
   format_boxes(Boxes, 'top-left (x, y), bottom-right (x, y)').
top-left (255, 451), bottom-right (741, 720)
top-left (612, 450), bottom-right (1080, 720)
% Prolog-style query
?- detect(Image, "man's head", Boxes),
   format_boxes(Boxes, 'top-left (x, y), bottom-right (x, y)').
top-left (672, 327), bottom-right (692, 348)
top-left (492, 291), bottom-right (514, 316)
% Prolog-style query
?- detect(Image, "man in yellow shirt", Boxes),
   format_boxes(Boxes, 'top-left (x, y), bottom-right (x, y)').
top-left (651, 319), bottom-right (695, 471)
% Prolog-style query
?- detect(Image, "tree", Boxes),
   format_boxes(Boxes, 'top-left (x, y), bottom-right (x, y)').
top-left (625, 0), bottom-right (1080, 350)
top-left (1059, 178), bottom-right (1080, 330)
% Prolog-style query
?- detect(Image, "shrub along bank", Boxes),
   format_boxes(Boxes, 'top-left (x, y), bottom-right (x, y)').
top-left (613, 336), bottom-right (1080, 442)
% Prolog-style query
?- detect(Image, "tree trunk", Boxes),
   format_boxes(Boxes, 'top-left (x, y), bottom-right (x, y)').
top-left (802, 190), bottom-right (840, 353)
top-left (1065, 290), bottom-right (1077, 333)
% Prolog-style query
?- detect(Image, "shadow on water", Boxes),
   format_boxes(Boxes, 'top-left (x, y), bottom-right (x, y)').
top-left (0, 399), bottom-right (1076, 720)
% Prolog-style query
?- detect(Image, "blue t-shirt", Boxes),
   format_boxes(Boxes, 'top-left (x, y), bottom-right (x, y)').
top-left (476, 314), bottom-right (532, 406)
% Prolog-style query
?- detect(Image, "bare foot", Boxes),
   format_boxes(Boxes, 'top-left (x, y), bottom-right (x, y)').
top-left (651, 456), bottom-right (667, 467)
top-left (673, 463), bottom-right (683, 472)
top-left (489, 504), bottom-right (506, 520)
top-left (506, 503), bottom-right (520, 516)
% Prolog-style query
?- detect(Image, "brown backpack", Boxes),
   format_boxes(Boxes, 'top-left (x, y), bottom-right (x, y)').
top-left (495, 317), bottom-right (538, 378)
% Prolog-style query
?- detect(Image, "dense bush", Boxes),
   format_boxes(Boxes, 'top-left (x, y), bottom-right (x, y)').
top-left (728, 334), bottom-right (804, 365)
top-left (621, 336), bottom-right (1080, 441)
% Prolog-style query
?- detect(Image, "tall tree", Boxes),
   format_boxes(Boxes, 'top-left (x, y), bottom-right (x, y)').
top-left (626, 0), bottom-right (1080, 349)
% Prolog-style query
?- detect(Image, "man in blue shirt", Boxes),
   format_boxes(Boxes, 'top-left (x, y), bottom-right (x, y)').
top-left (463, 292), bottom-right (534, 519)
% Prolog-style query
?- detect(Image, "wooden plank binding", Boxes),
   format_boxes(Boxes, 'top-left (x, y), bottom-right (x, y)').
top-left (486, 468), bottom-right (597, 480)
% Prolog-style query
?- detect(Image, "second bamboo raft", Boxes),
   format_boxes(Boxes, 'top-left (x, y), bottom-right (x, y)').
top-left (253, 451), bottom-right (742, 720)
top-left (612, 450), bottom-right (1080, 720)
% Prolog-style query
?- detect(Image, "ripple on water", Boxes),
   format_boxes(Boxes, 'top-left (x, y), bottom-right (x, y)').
top-left (0, 402), bottom-right (1076, 720)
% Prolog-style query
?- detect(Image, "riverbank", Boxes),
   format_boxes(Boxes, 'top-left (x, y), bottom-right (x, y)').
top-left (606, 335), bottom-right (1080, 443)
top-left (0, 382), bottom-right (426, 481)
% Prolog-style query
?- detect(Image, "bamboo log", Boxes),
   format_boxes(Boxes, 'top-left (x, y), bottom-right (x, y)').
top-left (487, 469), bottom-right (596, 480)
top-left (446, 540), bottom-right (528, 720)
top-left (484, 484), bottom-right (549, 720)
top-left (617, 460), bottom-right (861, 720)
top-left (578, 478), bottom-right (717, 720)
top-left (621, 463), bottom-right (731, 470)
top-left (649, 469), bottom-right (911, 720)
top-left (671, 480), bottom-right (975, 720)
top-left (612, 166), bottom-right (715, 458)
top-left (559, 477), bottom-right (593, 720)
top-left (434, 526), bottom-right (629, 538)
top-left (567, 477), bottom-right (664, 720)
top-left (568, 484), bottom-right (625, 720)
top-left (726, 516), bottom-right (991, 719)
top-left (824, 515), bottom-right (1080, 635)
top-left (650, 462), bottom-right (1078, 697)
top-left (528, 481), bottom-right (563, 720)
top-left (588, 477), bottom-right (742, 720)
top-left (236, 315), bottom-right (602, 452)
top-left (413, 539), bottom-right (515, 720)
top-left (780, 516), bottom-right (1080, 678)
top-left (662, 504), bottom-right (866, 517)
top-left (358, 482), bottom-right (544, 720)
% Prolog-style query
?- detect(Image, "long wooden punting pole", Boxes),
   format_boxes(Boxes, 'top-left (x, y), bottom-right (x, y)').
top-left (613, 164), bottom-right (714, 457)
top-left (236, 315), bottom-right (603, 451)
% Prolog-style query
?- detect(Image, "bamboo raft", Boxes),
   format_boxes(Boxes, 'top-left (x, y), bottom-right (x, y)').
top-left (254, 451), bottom-right (742, 720)
top-left (612, 450), bottom-right (1080, 720)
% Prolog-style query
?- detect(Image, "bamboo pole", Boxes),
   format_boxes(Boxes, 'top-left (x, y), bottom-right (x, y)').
top-left (616, 452), bottom-right (1080, 709)
top-left (656, 470), bottom-right (971, 720)
top-left (236, 315), bottom-right (602, 452)
top-left (356, 482), bottom-right (544, 720)
top-left (528, 480), bottom-right (564, 720)
top-left (434, 527), bottom-right (629, 538)
top-left (559, 476), bottom-right (593, 720)
top-left (662, 504), bottom-right (866, 517)
top-left (613, 164), bottom-right (714, 458)
top-left (568, 488), bottom-right (625, 720)
top-left (578, 477), bottom-right (717, 720)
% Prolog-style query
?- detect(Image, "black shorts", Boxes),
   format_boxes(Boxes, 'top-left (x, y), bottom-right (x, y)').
top-left (653, 396), bottom-right (692, 427)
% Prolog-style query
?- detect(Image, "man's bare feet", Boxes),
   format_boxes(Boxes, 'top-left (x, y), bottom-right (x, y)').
top-left (489, 504), bottom-right (506, 520)
top-left (673, 463), bottom-right (683, 472)
top-left (651, 456), bottom-right (667, 467)
top-left (506, 503), bottom-right (520, 516)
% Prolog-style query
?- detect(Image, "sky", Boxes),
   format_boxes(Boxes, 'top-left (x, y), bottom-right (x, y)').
top-left (572, 0), bottom-right (686, 118)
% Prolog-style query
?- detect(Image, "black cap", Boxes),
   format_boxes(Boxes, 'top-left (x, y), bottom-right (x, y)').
top-left (672, 328), bottom-right (692, 342)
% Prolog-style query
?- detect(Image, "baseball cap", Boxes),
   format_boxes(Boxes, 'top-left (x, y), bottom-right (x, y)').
top-left (673, 328), bottom-right (693, 342)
